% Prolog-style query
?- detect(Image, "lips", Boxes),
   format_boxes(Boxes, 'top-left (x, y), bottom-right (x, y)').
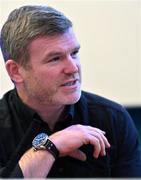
top-left (61, 79), bottom-right (78, 86)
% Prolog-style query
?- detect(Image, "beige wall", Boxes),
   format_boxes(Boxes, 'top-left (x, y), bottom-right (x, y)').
top-left (0, 0), bottom-right (141, 105)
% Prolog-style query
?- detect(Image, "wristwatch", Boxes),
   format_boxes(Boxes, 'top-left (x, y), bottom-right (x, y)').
top-left (32, 133), bottom-right (59, 159)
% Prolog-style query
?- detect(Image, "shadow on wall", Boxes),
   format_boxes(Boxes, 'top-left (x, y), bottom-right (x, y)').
top-left (126, 106), bottom-right (141, 147)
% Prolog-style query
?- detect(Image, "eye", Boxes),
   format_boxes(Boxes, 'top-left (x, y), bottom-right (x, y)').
top-left (71, 49), bottom-right (79, 58)
top-left (49, 56), bottom-right (60, 62)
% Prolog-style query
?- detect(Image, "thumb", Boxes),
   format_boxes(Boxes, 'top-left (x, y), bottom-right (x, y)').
top-left (69, 149), bottom-right (87, 161)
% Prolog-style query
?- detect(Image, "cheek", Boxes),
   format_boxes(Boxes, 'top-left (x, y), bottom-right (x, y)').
top-left (37, 70), bottom-right (59, 87)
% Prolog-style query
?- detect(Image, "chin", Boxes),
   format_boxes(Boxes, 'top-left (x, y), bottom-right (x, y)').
top-left (63, 91), bottom-right (81, 105)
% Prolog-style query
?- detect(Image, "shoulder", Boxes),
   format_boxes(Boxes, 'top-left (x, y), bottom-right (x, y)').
top-left (0, 90), bottom-right (13, 109)
top-left (0, 90), bottom-right (14, 127)
top-left (80, 90), bottom-right (125, 114)
top-left (79, 91), bottom-right (135, 132)
top-left (79, 91), bottom-right (139, 146)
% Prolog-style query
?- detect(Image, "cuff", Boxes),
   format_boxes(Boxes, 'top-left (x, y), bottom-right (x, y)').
top-left (9, 164), bottom-right (23, 177)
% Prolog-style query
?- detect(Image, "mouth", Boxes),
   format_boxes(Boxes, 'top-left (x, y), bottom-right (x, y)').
top-left (61, 79), bottom-right (78, 87)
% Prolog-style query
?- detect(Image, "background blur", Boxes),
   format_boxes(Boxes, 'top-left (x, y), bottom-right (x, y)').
top-left (0, 0), bottom-right (141, 106)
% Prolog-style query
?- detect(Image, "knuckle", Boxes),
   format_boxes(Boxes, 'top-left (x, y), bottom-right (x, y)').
top-left (76, 124), bottom-right (82, 129)
top-left (75, 124), bottom-right (84, 132)
top-left (95, 138), bottom-right (100, 145)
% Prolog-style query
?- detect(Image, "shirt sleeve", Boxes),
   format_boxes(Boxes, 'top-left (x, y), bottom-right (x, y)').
top-left (0, 164), bottom-right (23, 178)
top-left (112, 108), bottom-right (141, 177)
top-left (9, 164), bottom-right (23, 177)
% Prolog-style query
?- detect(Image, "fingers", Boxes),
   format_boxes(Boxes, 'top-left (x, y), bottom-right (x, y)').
top-left (50, 124), bottom-right (110, 160)
top-left (87, 126), bottom-right (110, 146)
top-left (91, 132), bottom-right (106, 156)
top-left (84, 126), bottom-right (111, 158)
top-left (88, 134), bottom-right (105, 158)
top-left (89, 130), bottom-right (110, 157)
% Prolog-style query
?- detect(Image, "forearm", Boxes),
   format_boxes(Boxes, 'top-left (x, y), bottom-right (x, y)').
top-left (1, 124), bottom-right (110, 178)
top-left (19, 148), bottom-right (55, 178)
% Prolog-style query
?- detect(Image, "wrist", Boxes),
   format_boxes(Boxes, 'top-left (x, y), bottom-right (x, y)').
top-left (19, 149), bottom-right (55, 178)
top-left (32, 133), bottom-right (59, 160)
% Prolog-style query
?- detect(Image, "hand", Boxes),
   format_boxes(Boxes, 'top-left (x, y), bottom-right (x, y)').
top-left (19, 124), bottom-right (110, 177)
top-left (49, 124), bottom-right (110, 161)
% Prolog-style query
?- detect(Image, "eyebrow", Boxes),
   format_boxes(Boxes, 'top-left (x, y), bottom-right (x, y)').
top-left (42, 45), bottom-right (81, 62)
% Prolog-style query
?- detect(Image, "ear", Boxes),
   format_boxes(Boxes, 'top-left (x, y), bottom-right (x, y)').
top-left (5, 60), bottom-right (24, 83)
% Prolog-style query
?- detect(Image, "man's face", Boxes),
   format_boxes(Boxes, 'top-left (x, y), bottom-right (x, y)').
top-left (21, 28), bottom-right (81, 106)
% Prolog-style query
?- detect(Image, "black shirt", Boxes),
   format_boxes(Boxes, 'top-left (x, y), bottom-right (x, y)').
top-left (0, 89), bottom-right (141, 178)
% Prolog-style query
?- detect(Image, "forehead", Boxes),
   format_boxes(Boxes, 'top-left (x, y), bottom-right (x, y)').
top-left (28, 28), bottom-right (80, 55)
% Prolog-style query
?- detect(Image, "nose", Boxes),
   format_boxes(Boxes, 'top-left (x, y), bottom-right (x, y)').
top-left (63, 56), bottom-right (79, 74)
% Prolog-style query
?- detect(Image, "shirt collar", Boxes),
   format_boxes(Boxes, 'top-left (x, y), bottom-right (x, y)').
top-left (64, 104), bottom-right (74, 120)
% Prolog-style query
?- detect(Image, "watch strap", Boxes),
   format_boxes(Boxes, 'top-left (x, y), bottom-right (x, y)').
top-left (45, 139), bottom-right (59, 160)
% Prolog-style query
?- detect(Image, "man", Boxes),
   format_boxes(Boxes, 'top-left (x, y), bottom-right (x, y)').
top-left (0, 5), bottom-right (141, 178)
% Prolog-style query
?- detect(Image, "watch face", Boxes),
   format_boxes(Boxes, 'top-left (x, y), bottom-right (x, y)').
top-left (32, 133), bottom-right (48, 149)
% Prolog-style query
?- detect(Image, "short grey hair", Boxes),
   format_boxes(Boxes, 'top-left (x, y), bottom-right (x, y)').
top-left (0, 5), bottom-right (72, 67)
